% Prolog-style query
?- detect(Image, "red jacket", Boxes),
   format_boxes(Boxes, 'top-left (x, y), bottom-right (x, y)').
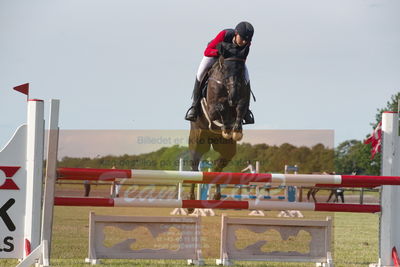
top-left (204, 29), bottom-right (236, 57)
top-left (204, 29), bottom-right (251, 58)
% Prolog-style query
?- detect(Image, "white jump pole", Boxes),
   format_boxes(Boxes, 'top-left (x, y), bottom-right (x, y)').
top-left (178, 158), bottom-right (183, 200)
top-left (255, 160), bottom-right (260, 195)
top-left (15, 99), bottom-right (47, 267)
top-left (376, 111), bottom-right (400, 267)
top-left (24, 99), bottom-right (45, 258)
top-left (40, 99), bottom-right (60, 260)
top-left (249, 161), bottom-right (264, 216)
top-left (170, 158), bottom-right (187, 215)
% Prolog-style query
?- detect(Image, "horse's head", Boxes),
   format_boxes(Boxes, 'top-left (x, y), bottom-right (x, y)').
top-left (206, 44), bottom-right (250, 141)
top-left (221, 57), bottom-right (247, 107)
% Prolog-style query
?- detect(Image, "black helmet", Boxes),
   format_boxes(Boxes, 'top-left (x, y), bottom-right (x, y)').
top-left (235, 21), bottom-right (254, 41)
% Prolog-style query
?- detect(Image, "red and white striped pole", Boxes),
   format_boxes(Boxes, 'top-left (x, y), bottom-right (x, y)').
top-left (57, 167), bottom-right (400, 188)
top-left (53, 197), bottom-right (381, 213)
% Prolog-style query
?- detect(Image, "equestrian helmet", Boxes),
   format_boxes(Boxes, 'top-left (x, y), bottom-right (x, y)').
top-left (235, 21), bottom-right (254, 41)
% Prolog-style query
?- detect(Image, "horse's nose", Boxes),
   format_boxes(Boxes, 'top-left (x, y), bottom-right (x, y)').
top-left (228, 90), bottom-right (238, 107)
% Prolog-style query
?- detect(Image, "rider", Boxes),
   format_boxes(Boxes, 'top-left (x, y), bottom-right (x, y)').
top-left (184, 21), bottom-right (255, 123)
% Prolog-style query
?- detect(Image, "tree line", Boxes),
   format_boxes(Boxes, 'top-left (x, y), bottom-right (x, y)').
top-left (59, 142), bottom-right (334, 174)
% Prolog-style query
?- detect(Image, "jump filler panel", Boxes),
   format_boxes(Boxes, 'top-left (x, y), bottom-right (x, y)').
top-left (86, 212), bottom-right (203, 265)
top-left (217, 214), bottom-right (333, 266)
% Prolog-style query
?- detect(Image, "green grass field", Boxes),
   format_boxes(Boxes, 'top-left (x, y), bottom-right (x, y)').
top-left (0, 206), bottom-right (379, 267)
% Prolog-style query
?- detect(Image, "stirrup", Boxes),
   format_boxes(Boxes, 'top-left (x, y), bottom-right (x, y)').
top-left (185, 106), bottom-right (198, 121)
top-left (243, 110), bottom-right (255, 125)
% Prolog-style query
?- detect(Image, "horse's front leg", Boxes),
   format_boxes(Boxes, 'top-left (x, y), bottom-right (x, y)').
top-left (232, 119), bottom-right (243, 141)
top-left (232, 104), bottom-right (246, 141)
top-left (232, 94), bottom-right (249, 141)
top-left (214, 184), bottom-right (222, 200)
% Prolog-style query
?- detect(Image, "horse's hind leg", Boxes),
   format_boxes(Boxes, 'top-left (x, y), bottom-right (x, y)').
top-left (212, 157), bottom-right (232, 200)
top-left (189, 151), bottom-right (202, 199)
top-left (187, 150), bottom-right (203, 213)
top-left (189, 184), bottom-right (196, 200)
top-left (212, 141), bottom-right (237, 200)
top-left (213, 159), bottom-right (228, 200)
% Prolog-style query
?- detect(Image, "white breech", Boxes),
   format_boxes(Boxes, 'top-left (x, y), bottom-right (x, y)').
top-left (196, 56), bottom-right (250, 84)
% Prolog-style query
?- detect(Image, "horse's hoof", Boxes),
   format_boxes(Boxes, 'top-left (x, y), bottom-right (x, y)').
top-left (214, 192), bottom-right (221, 200)
top-left (232, 132), bottom-right (243, 141)
top-left (187, 194), bottom-right (195, 214)
top-left (222, 130), bottom-right (232, 139)
top-left (187, 208), bottom-right (195, 214)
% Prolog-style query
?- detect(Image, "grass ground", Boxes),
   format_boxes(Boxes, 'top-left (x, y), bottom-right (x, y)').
top-left (0, 205), bottom-right (379, 267)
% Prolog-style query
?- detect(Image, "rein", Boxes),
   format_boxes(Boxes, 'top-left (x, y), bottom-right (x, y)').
top-left (214, 56), bottom-right (256, 103)
top-left (223, 57), bottom-right (246, 62)
top-left (200, 98), bottom-right (224, 133)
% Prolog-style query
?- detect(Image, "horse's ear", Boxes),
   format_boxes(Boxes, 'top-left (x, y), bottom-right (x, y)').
top-left (216, 43), bottom-right (226, 57)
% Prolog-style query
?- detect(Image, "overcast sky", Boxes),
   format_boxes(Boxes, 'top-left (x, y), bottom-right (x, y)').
top-left (1, 0), bottom-right (399, 153)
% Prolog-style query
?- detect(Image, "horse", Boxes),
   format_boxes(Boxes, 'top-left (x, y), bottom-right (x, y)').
top-left (187, 50), bottom-right (251, 213)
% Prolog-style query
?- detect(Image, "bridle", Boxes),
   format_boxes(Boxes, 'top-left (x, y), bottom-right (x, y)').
top-left (224, 57), bottom-right (246, 62)
top-left (210, 56), bottom-right (256, 102)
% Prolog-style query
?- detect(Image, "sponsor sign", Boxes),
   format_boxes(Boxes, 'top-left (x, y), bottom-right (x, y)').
top-left (0, 166), bottom-right (25, 258)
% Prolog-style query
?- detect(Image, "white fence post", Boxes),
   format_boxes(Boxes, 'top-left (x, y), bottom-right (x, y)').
top-left (41, 99), bottom-right (60, 261)
top-left (377, 112), bottom-right (400, 266)
top-left (24, 100), bottom-right (45, 258)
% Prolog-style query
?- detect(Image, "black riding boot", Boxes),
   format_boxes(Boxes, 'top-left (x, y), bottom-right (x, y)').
top-left (185, 79), bottom-right (202, 121)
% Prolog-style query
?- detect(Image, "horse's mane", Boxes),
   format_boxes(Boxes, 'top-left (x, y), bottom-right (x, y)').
top-left (209, 56), bottom-right (224, 75)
